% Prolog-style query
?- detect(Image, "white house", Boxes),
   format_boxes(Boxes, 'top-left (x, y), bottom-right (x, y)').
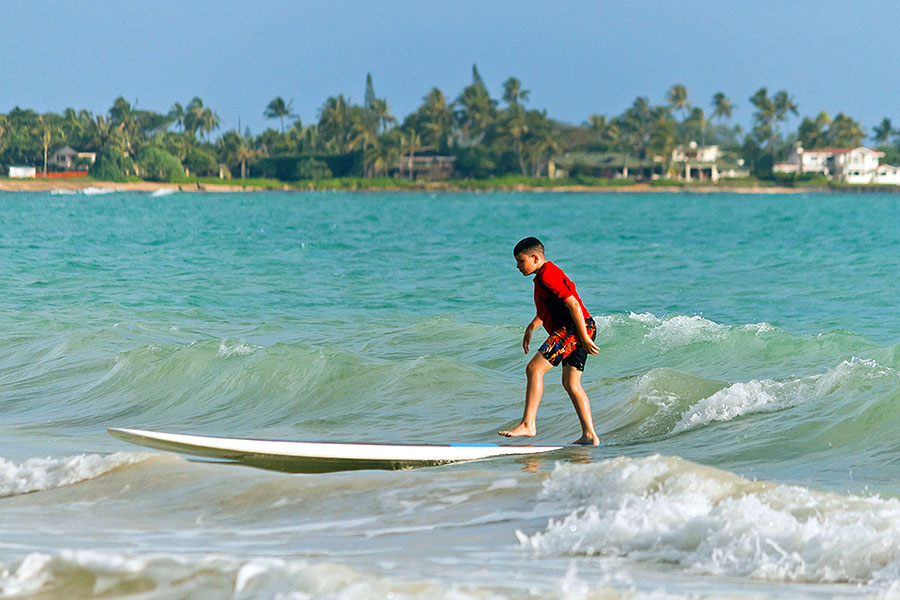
top-left (874, 164), bottom-right (900, 185)
top-left (671, 143), bottom-right (720, 182)
top-left (775, 146), bottom-right (886, 183)
top-left (669, 143), bottom-right (749, 182)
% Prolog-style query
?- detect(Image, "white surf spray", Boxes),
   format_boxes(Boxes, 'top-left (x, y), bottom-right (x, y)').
top-left (0, 452), bottom-right (157, 498)
top-left (520, 455), bottom-right (900, 586)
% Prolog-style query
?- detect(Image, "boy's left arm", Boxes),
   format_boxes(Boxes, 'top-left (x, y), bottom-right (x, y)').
top-left (564, 296), bottom-right (600, 354)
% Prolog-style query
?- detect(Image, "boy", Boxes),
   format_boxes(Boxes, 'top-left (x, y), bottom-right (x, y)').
top-left (499, 237), bottom-right (601, 445)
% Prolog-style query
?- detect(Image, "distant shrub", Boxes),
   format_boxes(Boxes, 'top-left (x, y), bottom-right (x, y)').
top-left (136, 147), bottom-right (185, 182)
top-left (90, 148), bottom-right (136, 182)
top-left (185, 147), bottom-right (218, 177)
top-left (295, 158), bottom-right (332, 180)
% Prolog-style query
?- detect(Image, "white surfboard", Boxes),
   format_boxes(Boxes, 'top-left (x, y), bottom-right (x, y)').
top-left (108, 428), bottom-right (564, 473)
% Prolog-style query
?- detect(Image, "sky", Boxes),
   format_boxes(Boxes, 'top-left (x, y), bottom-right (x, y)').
top-left (2, 0), bottom-right (898, 139)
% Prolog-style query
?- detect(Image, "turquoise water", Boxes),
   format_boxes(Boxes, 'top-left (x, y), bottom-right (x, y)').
top-left (3, 189), bottom-right (900, 598)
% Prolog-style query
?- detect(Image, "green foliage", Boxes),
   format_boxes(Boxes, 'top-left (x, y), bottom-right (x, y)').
top-left (295, 158), bottom-right (332, 180)
top-left (135, 146), bottom-right (185, 182)
top-left (878, 146), bottom-right (900, 166)
top-left (185, 146), bottom-right (218, 177)
top-left (254, 153), bottom-right (359, 180)
top-left (2, 79), bottom-right (895, 188)
top-left (90, 148), bottom-right (136, 182)
top-left (453, 145), bottom-right (496, 178)
top-left (650, 178), bottom-right (684, 187)
top-left (772, 171), bottom-right (830, 186)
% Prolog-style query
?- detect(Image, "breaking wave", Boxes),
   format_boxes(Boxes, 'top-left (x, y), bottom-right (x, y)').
top-left (0, 452), bottom-right (156, 498)
top-left (521, 455), bottom-right (900, 586)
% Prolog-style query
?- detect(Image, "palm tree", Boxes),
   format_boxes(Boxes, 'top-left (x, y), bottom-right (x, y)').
top-left (196, 107), bottom-right (220, 142)
top-left (826, 113), bottom-right (866, 147)
top-left (502, 77), bottom-right (530, 107)
top-left (347, 107), bottom-right (379, 177)
top-left (685, 107), bottom-right (708, 145)
top-left (169, 102), bottom-right (186, 132)
top-left (184, 97), bottom-right (205, 138)
top-left (37, 115), bottom-right (60, 174)
top-left (367, 134), bottom-right (400, 178)
top-left (666, 84), bottom-right (690, 117)
top-left (418, 87), bottom-right (455, 150)
top-left (319, 95), bottom-right (350, 153)
top-left (873, 118), bottom-right (894, 146)
top-left (264, 97), bottom-right (297, 133)
top-left (523, 110), bottom-right (559, 177)
top-left (773, 91), bottom-right (799, 141)
top-left (500, 103), bottom-right (529, 174)
top-left (798, 111), bottom-right (831, 149)
top-left (371, 98), bottom-right (396, 134)
top-left (456, 68), bottom-right (497, 143)
top-left (399, 129), bottom-right (422, 180)
top-left (109, 97), bottom-right (138, 155)
top-left (711, 92), bottom-right (733, 122)
top-left (0, 114), bottom-right (8, 156)
top-left (749, 87), bottom-right (777, 149)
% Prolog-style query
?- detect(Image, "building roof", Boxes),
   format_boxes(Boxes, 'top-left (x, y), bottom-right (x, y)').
top-left (803, 146), bottom-right (882, 155)
top-left (52, 146), bottom-right (79, 156)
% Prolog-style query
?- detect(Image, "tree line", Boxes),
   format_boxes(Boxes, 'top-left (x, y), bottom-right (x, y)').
top-left (1, 66), bottom-right (898, 183)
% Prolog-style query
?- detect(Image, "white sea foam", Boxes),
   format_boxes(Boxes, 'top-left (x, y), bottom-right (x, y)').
top-left (49, 188), bottom-right (77, 195)
top-left (150, 187), bottom-right (176, 197)
top-left (217, 338), bottom-right (261, 358)
top-left (80, 186), bottom-right (117, 195)
top-left (0, 550), bottom-right (652, 600)
top-left (0, 452), bottom-right (156, 498)
top-left (628, 313), bottom-right (726, 349)
top-left (521, 455), bottom-right (900, 586)
top-left (673, 357), bottom-right (896, 433)
top-left (0, 553), bottom-right (52, 597)
top-left (627, 312), bottom-right (777, 350)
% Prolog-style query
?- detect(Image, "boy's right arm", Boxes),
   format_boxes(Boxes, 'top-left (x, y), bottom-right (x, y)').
top-left (523, 316), bottom-right (542, 353)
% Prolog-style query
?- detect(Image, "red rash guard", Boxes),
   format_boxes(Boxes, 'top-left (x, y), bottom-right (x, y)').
top-left (533, 261), bottom-right (591, 334)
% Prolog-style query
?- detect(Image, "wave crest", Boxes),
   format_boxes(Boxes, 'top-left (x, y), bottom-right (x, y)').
top-left (0, 452), bottom-right (156, 498)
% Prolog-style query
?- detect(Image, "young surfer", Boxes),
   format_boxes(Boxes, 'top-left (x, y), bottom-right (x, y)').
top-left (499, 237), bottom-right (601, 445)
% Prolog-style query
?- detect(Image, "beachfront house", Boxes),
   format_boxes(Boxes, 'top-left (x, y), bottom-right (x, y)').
top-left (774, 146), bottom-right (888, 183)
top-left (395, 154), bottom-right (456, 180)
top-left (670, 143), bottom-right (749, 182)
top-left (874, 164), bottom-right (900, 185)
top-left (49, 146), bottom-right (97, 170)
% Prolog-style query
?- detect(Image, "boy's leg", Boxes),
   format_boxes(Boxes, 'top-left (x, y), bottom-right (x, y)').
top-left (499, 352), bottom-right (554, 437)
top-left (562, 364), bottom-right (600, 445)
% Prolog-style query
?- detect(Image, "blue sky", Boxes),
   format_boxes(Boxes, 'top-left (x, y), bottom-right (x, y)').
top-left (3, 0), bottom-right (898, 139)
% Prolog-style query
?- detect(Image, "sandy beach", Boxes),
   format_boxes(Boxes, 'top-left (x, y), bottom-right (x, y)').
top-left (0, 177), bottom-right (815, 194)
top-left (0, 178), bottom-right (270, 193)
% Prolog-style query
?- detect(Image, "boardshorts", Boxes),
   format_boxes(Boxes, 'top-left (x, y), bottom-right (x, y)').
top-left (538, 317), bottom-right (596, 371)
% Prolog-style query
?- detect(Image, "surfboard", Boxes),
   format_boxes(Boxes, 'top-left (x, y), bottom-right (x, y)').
top-left (108, 428), bottom-right (564, 473)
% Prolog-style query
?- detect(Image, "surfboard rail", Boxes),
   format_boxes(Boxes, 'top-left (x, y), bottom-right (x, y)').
top-left (108, 428), bottom-right (564, 473)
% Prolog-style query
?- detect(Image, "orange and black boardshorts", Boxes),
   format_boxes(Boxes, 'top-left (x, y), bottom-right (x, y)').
top-left (538, 317), bottom-right (596, 371)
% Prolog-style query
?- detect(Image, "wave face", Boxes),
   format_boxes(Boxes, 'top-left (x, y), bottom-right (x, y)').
top-left (4, 191), bottom-right (900, 598)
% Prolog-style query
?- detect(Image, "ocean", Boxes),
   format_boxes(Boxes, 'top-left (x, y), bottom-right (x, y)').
top-left (2, 189), bottom-right (900, 599)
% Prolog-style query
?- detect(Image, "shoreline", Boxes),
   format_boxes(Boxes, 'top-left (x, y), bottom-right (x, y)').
top-left (0, 178), bottom-right (869, 195)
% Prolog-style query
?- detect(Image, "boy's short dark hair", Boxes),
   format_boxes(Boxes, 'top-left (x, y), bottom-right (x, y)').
top-left (514, 237), bottom-right (544, 257)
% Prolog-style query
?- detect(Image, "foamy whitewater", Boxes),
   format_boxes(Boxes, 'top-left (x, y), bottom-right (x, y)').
top-left (2, 190), bottom-right (900, 599)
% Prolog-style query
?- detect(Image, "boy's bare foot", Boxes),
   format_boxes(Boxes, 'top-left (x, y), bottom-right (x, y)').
top-left (498, 423), bottom-right (536, 438)
top-left (572, 434), bottom-right (601, 446)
